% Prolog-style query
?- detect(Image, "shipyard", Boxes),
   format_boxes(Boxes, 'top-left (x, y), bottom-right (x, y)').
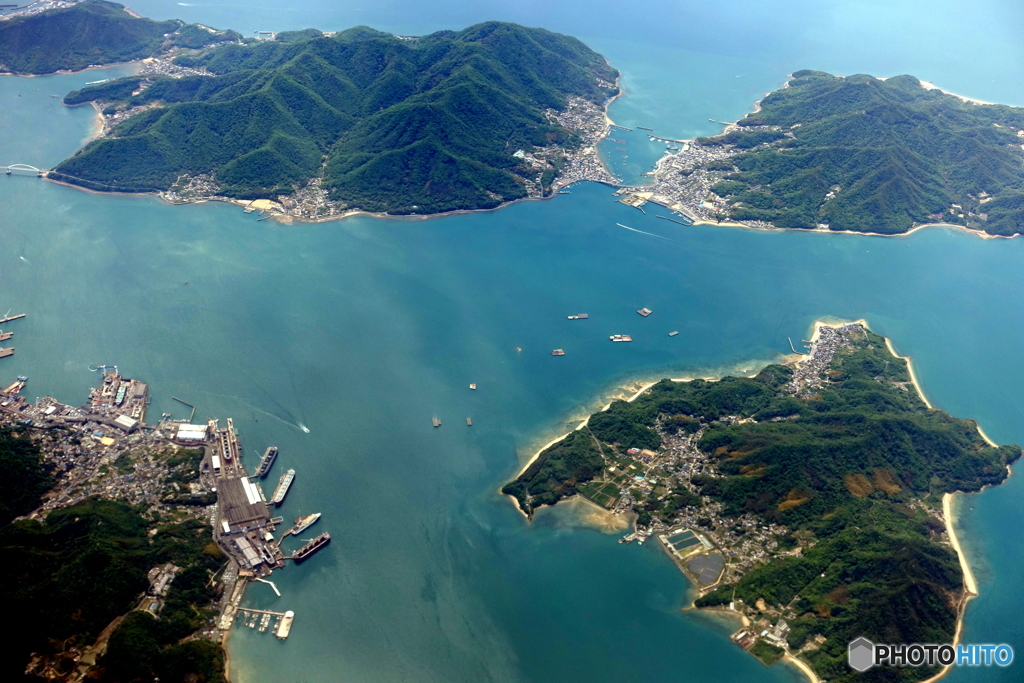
top-left (0, 364), bottom-right (332, 678)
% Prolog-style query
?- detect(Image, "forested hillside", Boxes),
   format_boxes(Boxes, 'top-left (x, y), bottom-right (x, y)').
top-left (0, 429), bottom-right (226, 681)
top-left (504, 326), bottom-right (1020, 682)
top-left (51, 22), bottom-right (618, 212)
top-left (0, 1), bottom-right (238, 75)
top-left (705, 71), bottom-right (1024, 235)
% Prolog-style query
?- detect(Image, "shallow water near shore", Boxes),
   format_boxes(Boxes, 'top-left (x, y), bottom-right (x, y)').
top-left (3, 1), bottom-right (1024, 681)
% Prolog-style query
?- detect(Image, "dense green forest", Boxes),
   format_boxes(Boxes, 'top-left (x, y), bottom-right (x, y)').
top-left (52, 22), bottom-right (618, 212)
top-left (0, 1), bottom-right (238, 75)
top-left (703, 71), bottom-right (1024, 235)
top-left (0, 427), bottom-right (52, 524)
top-left (505, 327), bottom-right (1020, 682)
top-left (0, 430), bottom-right (226, 681)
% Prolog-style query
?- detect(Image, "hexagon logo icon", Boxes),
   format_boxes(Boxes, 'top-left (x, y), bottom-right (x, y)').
top-left (848, 637), bottom-right (875, 672)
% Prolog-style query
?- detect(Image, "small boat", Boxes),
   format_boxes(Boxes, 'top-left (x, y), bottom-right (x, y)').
top-left (551, 349), bottom-right (565, 356)
top-left (567, 313), bottom-right (589, 320)
top-left (669, 331), bottom-right (679, 337)
top-left (466, 417), bottom-right (473, 426)
top-left (469, 383), bottom-right (477, 390)
top-left (432, 417), bottom-right (442, 427)
top-left (637, 308), bottom-right (652, 317)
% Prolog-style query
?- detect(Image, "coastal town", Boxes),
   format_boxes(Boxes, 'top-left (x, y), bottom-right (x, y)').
top-left (1, 364), bottom-right (329, 679)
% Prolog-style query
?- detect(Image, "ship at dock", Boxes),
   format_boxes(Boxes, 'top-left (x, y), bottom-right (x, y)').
top-left (271, 468), bottom-right (295, 506)
top-left (286, 512), bottom-right (321, 537)
top-left (256, 446), bottom-right (278, 478)
top-left (290, 532), bottom-right (330, 562)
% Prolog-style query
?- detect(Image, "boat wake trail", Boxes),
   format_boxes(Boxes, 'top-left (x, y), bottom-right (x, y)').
top-left (615, 223), bottom-right (672, 241)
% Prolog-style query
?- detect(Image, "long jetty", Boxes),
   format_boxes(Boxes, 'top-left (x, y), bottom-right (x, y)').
top-left (172, 396), bottom-right (196, 422)
top-left (0, 313), bottom-right (25, 325)
top-left (648, 134), bottom-right (690, 144)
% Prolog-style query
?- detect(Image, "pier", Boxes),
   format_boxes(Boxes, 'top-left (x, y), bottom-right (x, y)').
top-left (647, 134), bottom-right (690, 144)
top-left (172, 396), bottom-right (196, 422)
top-left (0, 312), bottom-right (25, 325)
top-left (234, 607), bottom-right (293, 638)
top-left (656, 215), bottom-right (693, 226)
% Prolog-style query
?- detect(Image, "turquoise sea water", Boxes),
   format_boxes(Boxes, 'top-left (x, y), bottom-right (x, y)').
top-left (3, 2), bottom-right (1024, 681)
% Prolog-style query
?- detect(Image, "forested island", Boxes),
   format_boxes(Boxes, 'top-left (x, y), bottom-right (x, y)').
top-left (628, 70), bottom-right (1024, 236)
top-left (0, 1), bottom-right (240, 75)
top-left (44, 11), bottom-right (619, 214)
top-left (0, 426), bottom-right (227, 682)
top-left (504, 322), bottom-right (1020, 682)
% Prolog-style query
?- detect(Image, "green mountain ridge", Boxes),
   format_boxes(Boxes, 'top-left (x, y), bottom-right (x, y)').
top-left (0, 0), bottom-right (239, 75)
top-left (703, 71), bottom-right (1024, 235)
top-left (51, 21), bottom-right (618, 213)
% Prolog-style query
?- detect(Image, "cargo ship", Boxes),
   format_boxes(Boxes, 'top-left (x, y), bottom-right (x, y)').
top-left (275, 611), bottom-right (294, 639)
top-left (271, 469), bottom-right (295, 506)
top-left (609, 335), bottom-right (633, 342)
top-left (291, 532), bottom-right (330, 562)
top-left (286, 512), bottom-right (321, 537)
top-left (256, 446), bottom-right (278, 478)
top-left (0, 347), bottom-right (12, 358)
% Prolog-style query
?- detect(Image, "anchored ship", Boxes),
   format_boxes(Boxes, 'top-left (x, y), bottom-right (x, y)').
top-left (291, 532), bottom-right (330, 562)
top-left (271, 469), bottom-right (295, 506)
top-left (286, 512), bottom-right (321, 537)
top-left (256, 446), bottom-right (278, 478)
top-left (275, 611), bottom-right (294, 639)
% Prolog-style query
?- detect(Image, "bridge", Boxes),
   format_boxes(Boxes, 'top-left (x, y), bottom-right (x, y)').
top-left (3, 164), bottom-right (46, 176)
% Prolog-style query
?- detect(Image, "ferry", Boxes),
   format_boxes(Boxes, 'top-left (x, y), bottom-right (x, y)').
top-left (286, 512), bottom-right (321, 537)
top-left (609, 335), bottom-right (633, 342)
top-left (271, 469), bottom-right (295, 506)
top-left (256, 446), bottom-right (278, 478)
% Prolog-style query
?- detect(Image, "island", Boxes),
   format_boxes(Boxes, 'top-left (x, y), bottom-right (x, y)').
top-left (619, 70), bottom-right (1024, 236)
top-left (503, 321), bottom-right (1020, 682)
top-left (39, 10), bottom-right (619, 216)
top-left (0, 1), bottom-right (241, 75)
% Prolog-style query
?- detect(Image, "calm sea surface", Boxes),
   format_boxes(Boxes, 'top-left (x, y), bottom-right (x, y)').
top-left (2, 1), bottom-right (1023, 681)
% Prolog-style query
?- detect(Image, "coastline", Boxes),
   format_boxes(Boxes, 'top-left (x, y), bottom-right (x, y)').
top-left (505, 317), bottom-right (999, 683)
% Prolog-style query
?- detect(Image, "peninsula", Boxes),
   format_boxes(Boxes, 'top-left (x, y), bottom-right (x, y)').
top-left (40, 10), bottom-right (619, 216)
top-left (503, 322), bottom-right (1020, 682)
top-left (0, 1), bottom-right (241, 75)
top-left (620, 71), bottom-right (1024, 236)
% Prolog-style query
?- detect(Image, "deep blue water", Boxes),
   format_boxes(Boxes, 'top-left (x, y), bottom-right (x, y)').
top-left (2, 2), bottom-right (1024, 681)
